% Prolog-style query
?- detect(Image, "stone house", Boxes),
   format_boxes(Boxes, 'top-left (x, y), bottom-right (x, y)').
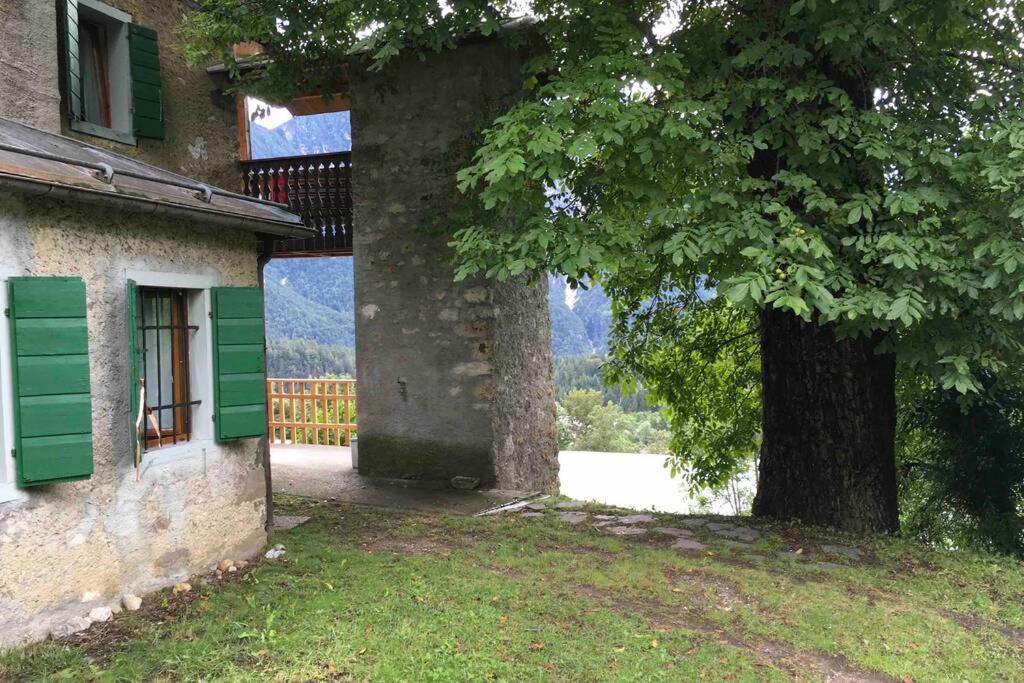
top-left (0, 0), bottom-right (562, 648)
top-left (0, 0), bottom-right (306, 646)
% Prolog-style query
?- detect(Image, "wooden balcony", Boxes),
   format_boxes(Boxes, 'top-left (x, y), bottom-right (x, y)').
top-left (267, 378), bottom-right (356, 446)
top-left (241, 152), bottom-right (353, 257)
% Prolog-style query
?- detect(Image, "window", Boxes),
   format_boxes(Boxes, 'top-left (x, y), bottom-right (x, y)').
top-left (79, 14), bottom-right (114, 129)
top-left (137, 287), bottom-right (200, 449)
top-left (62, 0), bottom-right (164, 143)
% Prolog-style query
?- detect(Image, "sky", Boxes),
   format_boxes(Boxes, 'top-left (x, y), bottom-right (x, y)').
top-left (247, 96), bottom-right (293, 129)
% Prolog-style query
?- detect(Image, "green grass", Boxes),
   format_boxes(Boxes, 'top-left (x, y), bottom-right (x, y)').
top-left (2, 496), bottom-right (1022, 682)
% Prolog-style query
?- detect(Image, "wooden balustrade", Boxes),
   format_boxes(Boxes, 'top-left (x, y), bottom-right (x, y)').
top-left (266, 378), bottom-right (356, 446)
top-left (241, 152), bottom-right (353, 257)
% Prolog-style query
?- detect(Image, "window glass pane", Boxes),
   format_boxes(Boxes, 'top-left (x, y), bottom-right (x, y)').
top-left (145, 328), bottom-right (174, 428)
top-left (139, 288), bottom-right (192, 448)
top-left (78, 19), bottom-right (111, 128)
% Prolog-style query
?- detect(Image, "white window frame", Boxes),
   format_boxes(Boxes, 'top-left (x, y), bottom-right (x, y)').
top-left (0, 272), bottom-right (27, 505)
top-left (127, 271), bottom-right (219, 466)
top-left (70, 0), bottom-right (136, 146)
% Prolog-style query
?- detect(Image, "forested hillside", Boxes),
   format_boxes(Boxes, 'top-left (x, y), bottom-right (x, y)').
top-left (547, 276), bottom-right (612, 356)
top-left (264, 258), bottom-right (355, 348)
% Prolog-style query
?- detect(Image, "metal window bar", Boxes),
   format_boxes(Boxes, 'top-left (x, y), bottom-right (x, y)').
top-left (138, 288), bottom-right (201, 449)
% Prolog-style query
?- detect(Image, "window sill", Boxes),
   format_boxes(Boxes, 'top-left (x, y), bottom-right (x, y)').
top-left (142, 439), bottom-right (212, 468)
top-left (69, 119), bottom-right (137, 146)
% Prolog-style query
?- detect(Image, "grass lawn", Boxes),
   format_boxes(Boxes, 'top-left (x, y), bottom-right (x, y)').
top-left (2, 495), bottom-right (1022, 682)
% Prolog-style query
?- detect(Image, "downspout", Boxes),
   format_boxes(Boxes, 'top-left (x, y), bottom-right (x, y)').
top-left (257, 236), bottom-right (276, 536)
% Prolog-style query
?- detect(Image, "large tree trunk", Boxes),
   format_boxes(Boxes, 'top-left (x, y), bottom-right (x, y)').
top-left (752, 307), bottom-right (899, 532)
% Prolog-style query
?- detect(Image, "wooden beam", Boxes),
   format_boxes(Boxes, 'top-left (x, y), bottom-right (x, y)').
top-left (285, 93), bottom-right (351, 117)
top-left (236, 96), bottom-right (250, 163)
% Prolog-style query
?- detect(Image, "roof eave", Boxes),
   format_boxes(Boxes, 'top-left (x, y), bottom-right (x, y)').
top-left (0, 172), bottom-right (312, 238)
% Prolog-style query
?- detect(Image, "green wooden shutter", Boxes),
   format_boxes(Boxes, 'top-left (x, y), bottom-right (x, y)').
top-left (211, 287), bottom-right (267, 442)
top-left (128, 24), bottom-right (164, 139)
top-left (8, 277), bottom-right (93, 487)
top-left (126, 281), bottom-right (142, 452)
top-left (63, 0), bottom-right (84, 122)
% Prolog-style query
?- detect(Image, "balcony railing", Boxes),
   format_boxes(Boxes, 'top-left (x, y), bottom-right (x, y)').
top-left (267, 378), bottom-right (356, 446)
top-left (241, 152), bottom-right (353, 257)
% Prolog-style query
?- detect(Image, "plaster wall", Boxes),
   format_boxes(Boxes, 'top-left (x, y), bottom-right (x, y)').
top-left (58, 0), bottom-right (243, 191)
top-left (350, 37), bottom-right (559, 491)
top-left (0, 1), bottom-right (62, 132)
top-left (0, 194), bottom-right (266, 648)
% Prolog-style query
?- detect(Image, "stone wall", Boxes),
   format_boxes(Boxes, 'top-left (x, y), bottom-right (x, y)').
top-left (0, 1), bottom-right (62, 132)
top-left (350, 36), bottom-right (559, 492)
top-left (0, 194), bottom-right (266, 648)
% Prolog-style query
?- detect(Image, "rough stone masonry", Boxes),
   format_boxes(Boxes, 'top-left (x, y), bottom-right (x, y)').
top-left (351, 34), bottom-right (560, 492)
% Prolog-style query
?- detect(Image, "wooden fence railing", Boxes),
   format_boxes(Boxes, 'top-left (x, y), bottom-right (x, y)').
top-left (266, 378), bottom-right (356, 446)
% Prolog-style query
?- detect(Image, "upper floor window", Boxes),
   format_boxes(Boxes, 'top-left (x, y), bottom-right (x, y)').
top-left (62, 0), bottom-right (165, 144)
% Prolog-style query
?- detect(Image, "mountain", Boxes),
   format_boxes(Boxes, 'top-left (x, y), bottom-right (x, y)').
top-left (549, 292), bottom-right (593, 356)
top-left (548, 275), bottom-right (612, 356)
top-left (264, 257), bottom-right (355, 347)
top-left (570, 281), bottom-right (612, 355)
top-left (250, 111), bottom-right (353, 159)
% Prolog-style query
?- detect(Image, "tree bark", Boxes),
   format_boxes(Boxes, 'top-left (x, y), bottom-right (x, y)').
top-left (752, 307), bottom-right (899, 532)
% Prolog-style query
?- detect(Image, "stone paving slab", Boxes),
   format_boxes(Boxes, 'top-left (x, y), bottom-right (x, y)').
top-left (716, 526), bottom-right (761, 542)
top-left (608, 526), bottom-right (647, 536)
top-left (618, 514), bottom-right (656, 524)
top-left (557, 511), bottom-right (589, 524)
top-left (652, 527), bottom-right (694, 537)
top-left (672, 537), bottom-right (707, 551)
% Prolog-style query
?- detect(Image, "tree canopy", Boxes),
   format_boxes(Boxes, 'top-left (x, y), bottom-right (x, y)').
top-left (189, 0), bottom-right (1024, 387)
top-left (187, 0), bottom-right (1024, 500)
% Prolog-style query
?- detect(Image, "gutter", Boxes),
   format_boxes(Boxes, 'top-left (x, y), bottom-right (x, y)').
top-left (0, 173), bottom-right (312, 238)
top-left (0, 141), bottom-right (294, 212)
